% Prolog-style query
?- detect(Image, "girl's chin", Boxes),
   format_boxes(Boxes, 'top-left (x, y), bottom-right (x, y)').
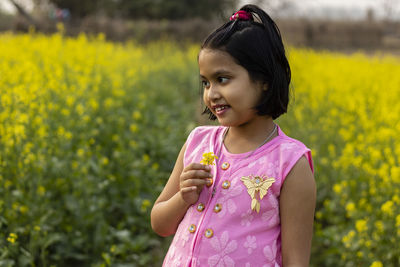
top-left (216, 118), bottom-right (234, 127)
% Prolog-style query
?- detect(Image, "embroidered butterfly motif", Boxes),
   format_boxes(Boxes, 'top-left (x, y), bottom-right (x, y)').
top-left (240, 175), bottom-right (275, 213)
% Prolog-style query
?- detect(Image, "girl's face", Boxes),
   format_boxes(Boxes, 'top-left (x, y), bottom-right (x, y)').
top-left (199, 49), bottom-right (264, 128)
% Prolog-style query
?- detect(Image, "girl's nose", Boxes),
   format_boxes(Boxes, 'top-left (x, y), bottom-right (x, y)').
top-left (207, 84), bottom-right (221, 101)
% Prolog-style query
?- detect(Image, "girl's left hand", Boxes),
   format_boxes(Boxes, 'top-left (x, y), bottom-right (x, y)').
top-left (179, 163), bottom-right (212, 205)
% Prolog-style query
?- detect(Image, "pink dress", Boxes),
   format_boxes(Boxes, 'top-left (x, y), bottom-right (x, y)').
top-left (163, 125), bottom-right (314, 267)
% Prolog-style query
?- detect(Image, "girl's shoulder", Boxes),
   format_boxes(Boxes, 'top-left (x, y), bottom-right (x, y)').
top-left (189, 125), bottom-right (224, 135)
top-left (276, 126), bottom-right (310, 152)
top-left (186, 125), bottom-right (225, 142)
top-left (274, 126), bottom-right (314, 175)
top-left (184, 125), bottom-right (225, 165)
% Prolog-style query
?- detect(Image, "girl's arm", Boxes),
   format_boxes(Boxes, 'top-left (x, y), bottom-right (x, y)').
top-left (280, 156), bottom-right (316, 267)
top-left (150, 142), bottom-right (211, 237)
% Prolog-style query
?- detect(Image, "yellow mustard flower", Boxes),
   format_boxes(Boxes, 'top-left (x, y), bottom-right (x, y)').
top-left (345, 202), bottom-right (356, 217)
top-left (141, 199), bottom-right (151, 212)
top-left (142, 154), bottom-right (150, 163)
top-left (375, 220), bottom-right (384, 233)
top-left (4, 180), bottom-right (12, 189)
top-left (130, 124), bottom-right (138, 133)
top-left (396, 215), bottom-right (400, 228)
top-left (200, 152), bottom-right (218, 166)
top-left (381, 200), bottom-right (394, 216)
top-left (101, 157), bottom-right (109, 165)
top-left (356, 219), bottom-right (368, 233)
top-left (7, 233), bottom-right (18, 243)
top-left (333, 183), bottom-right (342, 194)
top-left (393, 195), bottom-right (400, 205)
top-left (342, 230), bottom-right (355, 249)
top-left (151, 163), bottom-right (159, 170)
top-left (370, 261), bottom-right (383, 267)
top-left (19, 205), bottom-right (28, 214)
top-left (132, 111), bottom-right (142, 120)
top-left (37, 186), bottom-right (46, 196)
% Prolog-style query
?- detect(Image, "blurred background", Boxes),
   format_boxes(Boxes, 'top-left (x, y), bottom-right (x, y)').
top-left (1, 0), bottom-right (400, 51)
top-left (0, 1), bottom-right (399, 267)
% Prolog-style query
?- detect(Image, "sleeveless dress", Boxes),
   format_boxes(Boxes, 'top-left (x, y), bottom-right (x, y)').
top-left (163, 125), bottom-right (314, 267)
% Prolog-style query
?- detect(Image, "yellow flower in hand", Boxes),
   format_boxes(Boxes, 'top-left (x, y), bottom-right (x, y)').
top-left (200, 152), bottom-right (218, 165)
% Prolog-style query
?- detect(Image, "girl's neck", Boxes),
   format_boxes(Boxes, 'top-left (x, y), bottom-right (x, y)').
top-left (223, 117), bottom-right (277, 154)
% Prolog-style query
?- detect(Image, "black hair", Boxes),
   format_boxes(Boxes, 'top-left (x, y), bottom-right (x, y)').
top-left (201, 4), bottom-right (291, 120)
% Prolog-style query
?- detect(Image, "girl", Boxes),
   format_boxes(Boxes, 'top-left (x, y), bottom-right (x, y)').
top-left (151, 4), bottom-right (316, 267)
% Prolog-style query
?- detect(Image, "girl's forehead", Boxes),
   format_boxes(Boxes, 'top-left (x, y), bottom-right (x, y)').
top-left (199, 49), bottom-right (231, 62)
top-left (198, 49), bottom-right (240, 72)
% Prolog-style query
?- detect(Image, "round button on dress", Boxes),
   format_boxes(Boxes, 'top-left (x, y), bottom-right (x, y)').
top-left (222, 180), bottom-right (231, 189)
top-left (205, 228), bottom-right (214, 238)
top-left (197, 203), bottom-right (205, 212)
top-left (213, 204), bottom-right (222, 213)
top-left (189, 224), bottom-right (196, 233)
top-left (221, 162), bottom-right (230, 170)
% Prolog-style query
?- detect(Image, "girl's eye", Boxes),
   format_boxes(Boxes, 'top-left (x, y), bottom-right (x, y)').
top-left (201, 80), bottom-right (210, 89)
top-left (218, 77), bottom-right (229, 84)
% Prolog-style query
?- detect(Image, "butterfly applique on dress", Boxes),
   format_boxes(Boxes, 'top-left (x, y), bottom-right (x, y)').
top-left (240, 175), bottom-right (275, 213)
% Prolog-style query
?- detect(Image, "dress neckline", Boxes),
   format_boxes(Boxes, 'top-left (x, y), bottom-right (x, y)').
top-left (218, 125), bottom-right (283, 159)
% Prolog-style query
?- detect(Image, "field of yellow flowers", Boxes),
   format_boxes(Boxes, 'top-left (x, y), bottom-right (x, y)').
top-left (284, 49), bottom-right (400, 266)
top-left (0, 30), bottom-right (399, 266)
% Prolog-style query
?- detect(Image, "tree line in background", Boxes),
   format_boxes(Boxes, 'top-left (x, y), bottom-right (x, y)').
top-left (27, 0), bottom-right (239, 19)
top-left (2, 0), bottom-right (399, 53)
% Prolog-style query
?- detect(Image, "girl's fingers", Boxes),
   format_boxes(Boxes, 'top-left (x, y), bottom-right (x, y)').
top-left (181, 186), bottom-right (197, 193)
top-left (180, 169), bottom-right (212, 181)
top-left (181, 178), bottom-right (208, 188)
top-left (183, 163), bottom-right (211, 172)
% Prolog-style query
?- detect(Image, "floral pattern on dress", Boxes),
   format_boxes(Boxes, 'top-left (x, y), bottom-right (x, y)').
top-left (266, 161), bottom-right (280, 178)
top-left (216, 179), bottom-right (242, 218)
top-left (171, 254), bottom-right (182, 267)
top-left (244, 235), bottom-right (257, 254)
top-left (261, 195), bottom-right (279, 227)
top-left (247, 155), bottom-right (268, 168)
top-left (208, 231), bottom-right (238, 267)
top-left (263, 240), bottom-right (277, 264)
top-left (280, 142), bottom-right (298, 152)
top-left (267, 194), bottom-right (279, 209)
top-left (165, 245), bottom-right (178, 266)
top-left (240, 210), bottom-right (254, 226)
top-left (180, 227), bottom-right (190, 248)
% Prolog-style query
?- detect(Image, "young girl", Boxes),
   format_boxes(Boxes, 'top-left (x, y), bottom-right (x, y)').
top-left (151, 4), bottom-right (316, 267)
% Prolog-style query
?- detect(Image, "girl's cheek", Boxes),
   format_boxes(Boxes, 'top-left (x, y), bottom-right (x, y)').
top-left (203, 92), bottom-right (209, 104)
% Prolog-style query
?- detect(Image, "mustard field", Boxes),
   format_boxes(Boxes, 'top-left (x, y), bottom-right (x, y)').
top-left (0, 31), bottom-right (399, 266)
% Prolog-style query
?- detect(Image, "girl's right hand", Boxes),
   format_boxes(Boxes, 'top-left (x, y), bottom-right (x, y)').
top-left (179, 163), bottom-right (212, 205)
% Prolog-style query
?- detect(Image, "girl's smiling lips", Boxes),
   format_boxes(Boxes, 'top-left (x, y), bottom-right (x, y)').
top-left (211, 104), bottom-right (231, 115)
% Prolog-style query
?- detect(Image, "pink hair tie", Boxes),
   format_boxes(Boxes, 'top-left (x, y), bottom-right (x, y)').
top-left (230, 10), bottom-right (252, 21)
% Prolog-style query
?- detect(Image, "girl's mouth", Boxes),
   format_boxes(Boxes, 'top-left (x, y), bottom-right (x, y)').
top-left (214, 105), bottom-right (230, 115)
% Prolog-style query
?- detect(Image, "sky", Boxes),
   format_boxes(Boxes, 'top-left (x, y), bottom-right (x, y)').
top-left (252, 0), bottom-right (399, 20)
top-left (1, 0), bottom-right (399, 20)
